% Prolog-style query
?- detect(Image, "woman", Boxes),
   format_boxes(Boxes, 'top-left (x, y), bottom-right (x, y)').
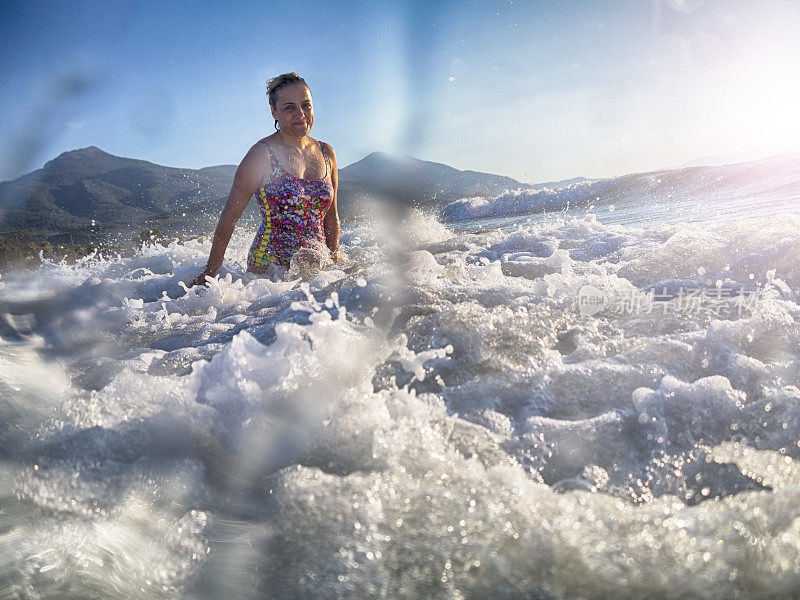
top-left (191, 73), bottom-right (340, 286)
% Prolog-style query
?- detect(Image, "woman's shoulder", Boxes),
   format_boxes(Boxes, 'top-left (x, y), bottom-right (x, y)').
top-left (243, 135), bottom-right (280, 163)
top-left (236, 138), bottom-right (274, 183)
top-left (253, 133), bottom-right (279, 150)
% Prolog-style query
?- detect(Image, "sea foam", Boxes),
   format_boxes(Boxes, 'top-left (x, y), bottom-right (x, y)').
top-left (2, 208), bottom-right (800, 598)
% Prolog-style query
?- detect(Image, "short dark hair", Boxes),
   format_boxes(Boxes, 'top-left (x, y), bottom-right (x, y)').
top-left (266, 73), bottom-right (308, 107)
top-left (266, 73), bottom-right (309, 130)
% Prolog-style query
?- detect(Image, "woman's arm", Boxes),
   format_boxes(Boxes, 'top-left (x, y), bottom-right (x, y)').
top-left (322, 143), bottom-right (341, 260)
top-left (190, 145), bottom-right (265, 286)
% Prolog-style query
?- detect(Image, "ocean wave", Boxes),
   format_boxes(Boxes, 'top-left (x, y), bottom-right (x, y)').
top-left (3, 210), bottom-right (800, 598)
top-left (442, 179), bottom-right (614, 221)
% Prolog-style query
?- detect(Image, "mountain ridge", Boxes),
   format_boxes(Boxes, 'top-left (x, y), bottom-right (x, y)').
top-left (4, 146), bottom-right (799, 250)
top-left (0, 146), bottom-right (235, 244)
top-left (0, 146), bottom-right (527, 245)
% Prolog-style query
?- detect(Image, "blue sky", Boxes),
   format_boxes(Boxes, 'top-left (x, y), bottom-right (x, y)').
top-left (2, 0), bottom-right (799, 184)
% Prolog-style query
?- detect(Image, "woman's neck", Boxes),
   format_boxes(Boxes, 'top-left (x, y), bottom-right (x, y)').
top-left (278, 130), bottom-right (311, 150)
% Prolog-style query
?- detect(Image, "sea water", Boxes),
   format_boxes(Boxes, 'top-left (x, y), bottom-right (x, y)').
top-left (2, 195), bottom-right (800, 598)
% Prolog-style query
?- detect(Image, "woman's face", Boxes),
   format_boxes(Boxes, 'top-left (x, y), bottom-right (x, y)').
top-left (271, 84), bottom-right (314, 137)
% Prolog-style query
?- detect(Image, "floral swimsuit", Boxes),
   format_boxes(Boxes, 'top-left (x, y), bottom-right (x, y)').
top-left (247, 140), bottom-right (334, 269)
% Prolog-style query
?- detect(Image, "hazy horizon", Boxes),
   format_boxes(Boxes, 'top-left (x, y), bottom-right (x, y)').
top-left (5, 142), bottom-right (800, 189)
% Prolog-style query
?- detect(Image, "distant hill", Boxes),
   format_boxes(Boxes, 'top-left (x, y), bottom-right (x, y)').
top-left (5, 145), bottom-right (799, 253)
top-left (200, 164), bottom-right (238, 178)
top-left (531, 176), bottom-right (588, 189)
top-left (338, 151), bottom-right (523, 218)
top-left (0, 147), bottom-right (241, 246)
top-left (0, 147), bottom-right (528, 245)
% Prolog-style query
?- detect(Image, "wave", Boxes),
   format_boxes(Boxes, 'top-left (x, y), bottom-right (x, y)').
top-left (443, 153), bottom-right (800, 222)
top-left (3, 209), bottom-right (800, 598)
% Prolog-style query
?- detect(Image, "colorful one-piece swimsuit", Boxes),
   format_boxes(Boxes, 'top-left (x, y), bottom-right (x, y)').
top-left (247, 141), bottom-right (334, 270)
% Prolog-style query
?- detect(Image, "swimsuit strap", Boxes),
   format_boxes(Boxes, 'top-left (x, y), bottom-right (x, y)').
top-left (261, 141), bottom-right (280, 172)
top-left (318, 141), bottom-right (330, 178)
top-left (254, 140), bottom-right (280, 185)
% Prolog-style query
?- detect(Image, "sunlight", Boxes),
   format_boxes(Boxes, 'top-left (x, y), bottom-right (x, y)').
top-left (724, 39), bottom-right (800, 155)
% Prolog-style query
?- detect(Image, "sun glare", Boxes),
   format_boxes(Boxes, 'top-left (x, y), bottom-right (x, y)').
top-left (724, 40), bottom-right (800, 155)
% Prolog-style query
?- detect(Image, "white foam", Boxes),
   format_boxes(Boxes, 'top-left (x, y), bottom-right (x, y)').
top-left (3, 209), bottom-right (800, 597)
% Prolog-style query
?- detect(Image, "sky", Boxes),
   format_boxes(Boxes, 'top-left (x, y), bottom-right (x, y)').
top-left (1, 0), bottom-right (799, 184)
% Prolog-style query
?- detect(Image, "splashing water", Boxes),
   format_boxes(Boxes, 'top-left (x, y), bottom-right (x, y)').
top-left (3, 208), bottom-right (800, 599)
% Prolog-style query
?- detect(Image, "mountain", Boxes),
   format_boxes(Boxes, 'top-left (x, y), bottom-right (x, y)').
top-left (338, 151), bottom-right (523, 218)
top-left (531, 176), bottom-right (588, 189)
top-left (4, 145), bottom-right (799, 254)
top-left (0, 147), bottom-right (239, 245)
top-left (0, 148), bottom-right (526, 246)
top-left (200, 164), bottom-right (238, 178)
